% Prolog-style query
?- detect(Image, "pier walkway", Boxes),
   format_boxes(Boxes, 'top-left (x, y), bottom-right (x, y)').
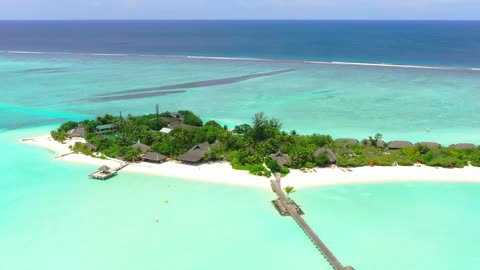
top-left (270, 177), bottom-right (354, 270)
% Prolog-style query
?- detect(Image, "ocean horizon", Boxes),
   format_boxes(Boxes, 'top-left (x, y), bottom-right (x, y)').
top-left (1, 20), bottom-right (480, 270)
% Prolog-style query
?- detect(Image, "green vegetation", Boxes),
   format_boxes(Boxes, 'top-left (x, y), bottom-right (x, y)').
top-left (284, 186), bottom-right (296, 197)
top-left (52, 110), bottom-right (480, 178)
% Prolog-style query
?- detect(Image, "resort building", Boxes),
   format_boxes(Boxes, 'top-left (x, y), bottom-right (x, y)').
top-left (449, 143), bottom-right (476, 150)
top-left (142, 152), bottom-right (167, 163)
top-left (335, 138), bottom-right (360, 145)
top-left (177, 142), bottom-right (213, 164)
top-left (67, 126), bottom-right (85, 138)
top-left (313, 147), bottom-right (337, 164)
top-left (130, 141), bottom-right (151, 153)
top-left (270, 151), bottom-right (291, 167)
top-left (78, 142), bottom-right (97, 152)
top-left (388, 141), bottom-right (413, 149)
top-left (415, 142), bottom-right (441, 149)
top-left (95, 124), bottom-right (115, 134)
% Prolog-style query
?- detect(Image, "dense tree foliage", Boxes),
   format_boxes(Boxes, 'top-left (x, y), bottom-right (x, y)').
top-left (52, 111), bottom-right (480, 178)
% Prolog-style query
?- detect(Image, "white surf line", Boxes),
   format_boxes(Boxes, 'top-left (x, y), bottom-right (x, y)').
top-left (3, 50), bottom-right (479, 71)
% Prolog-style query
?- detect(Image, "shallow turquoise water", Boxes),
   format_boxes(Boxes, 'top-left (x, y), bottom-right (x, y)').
top-left (1, 53), bottom-right (480, 270)
top-left (1, 127), bottom-right (480, 270)
top-left (1, 52), bottom-right (480, 144)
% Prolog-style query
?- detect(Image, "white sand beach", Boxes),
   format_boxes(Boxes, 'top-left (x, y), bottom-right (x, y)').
top-left (21, 134), bottom-right (480, 189)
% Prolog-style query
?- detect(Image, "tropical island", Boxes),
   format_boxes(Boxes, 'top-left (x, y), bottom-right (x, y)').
top-left (20, 108), bottom-right (480, 188)
top-left (46, 108), bottom-right (480, 175)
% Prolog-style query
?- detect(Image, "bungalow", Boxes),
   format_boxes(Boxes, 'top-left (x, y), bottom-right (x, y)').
top-left (388, 141), bottom-right (413, 149)
top-left (313, 147), bottom-right (337, 164)
top-left (142, 152), bottom-right (167, 163)
top-left (130, 141), bottom-right (151, 153)
top-left (362, 139), bottom-right (386, 148)
top-left (161, 116), bottom-right (182, 127)
top-left (177, 142), bottom-right (213, 164)
top-left (67, 126), bottom-right (85, 138)
top-left (335, 138), bottom-right (360, 145)
top-left (95, 124), bottom-right (115, 134)
top-left (449, 143), bottom-right (476, 150)
top-left (269, 151), bottom-right (291, 167)
top-left (78, 142), bottom-right (97, 152)
top-left (415, 142), bottom-right (441, 149)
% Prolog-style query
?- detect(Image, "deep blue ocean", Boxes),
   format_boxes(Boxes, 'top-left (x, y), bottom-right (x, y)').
top-left (1, 20), bottom-right (480, 67)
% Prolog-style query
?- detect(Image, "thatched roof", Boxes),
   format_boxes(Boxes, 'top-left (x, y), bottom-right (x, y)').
top-left (449, 143), bottom-right (476, 150)
top-left (142, 152), bottom-right (167, 163)
top-left (68, 126), bottom-right (85, 138)
top-left (270, 151), bottom-right (291, 167)
top-left (388, 141), bottom-right (413, 149)
top-left (130, 141), bottom-right (151, 153)
top-left (80, 142), bottom-right (97, 151)
top-left (99, 165), bottom-right (110, 171)
top-left (177, 142), bottom-right (212, 163)
top-left (313, 147), bottom-right (337, 163)
top-left (161, 116), bottom-right (182, 125)
top-left (335, 138), bottom-right (359, 145)
top-left (171, 123), bottom-right (199, 130)
top-left (362, 139), bottom-right (386, 148)
top-left (415, 142), bottom-right (441, 149)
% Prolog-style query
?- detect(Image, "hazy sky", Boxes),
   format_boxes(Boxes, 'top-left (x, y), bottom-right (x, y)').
top-left (1, 0), bottom-right (479, 20)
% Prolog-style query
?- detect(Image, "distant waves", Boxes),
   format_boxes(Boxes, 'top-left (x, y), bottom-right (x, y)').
top-left (88, 69), bottom-right (295, 102)
top-left (3, 50), bottom-right (480, 71)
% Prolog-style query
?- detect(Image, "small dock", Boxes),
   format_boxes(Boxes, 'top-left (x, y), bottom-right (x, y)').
top-left (270, 177), bottom-right (355, 270)
top-left (89, 162), bottom-right (129, 180)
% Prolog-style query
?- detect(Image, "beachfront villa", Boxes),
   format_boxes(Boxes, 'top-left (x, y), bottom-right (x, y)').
top-left (142, 152), bottom-right (167, 163)
top-left (335, 138), bottom-right (360, 145)
top-left (177, 142), bottom-right (214, 164)
top-left (450, 143), bottom-right (476, 150)
top-left (387, 140), bottom-right (413, 149)
top-left (67, 126), bottom-right (85, 138)
top-left (130, 141), bottom-right (151, 153)
top-left (270, 151), bottom-right (291, 167)
top-left (313, 147), bottom-right (338, 164)
top-left (415, 141), bottom-right (441, 149)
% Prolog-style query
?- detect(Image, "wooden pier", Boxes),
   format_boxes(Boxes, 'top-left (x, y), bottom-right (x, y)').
top-left (88, 162), bottom-right (129, 180)
top-left (270, 177), bottom-right (355, 270)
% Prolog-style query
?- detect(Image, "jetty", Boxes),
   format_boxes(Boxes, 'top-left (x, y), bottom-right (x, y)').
top-left (89, 162), bottom-right (129, 180)
top-left (270, 176), bottom-right (355, 270)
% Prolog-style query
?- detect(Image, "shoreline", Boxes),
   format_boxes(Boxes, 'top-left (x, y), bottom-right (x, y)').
top-left (20, 134), bottom-right (480, 189)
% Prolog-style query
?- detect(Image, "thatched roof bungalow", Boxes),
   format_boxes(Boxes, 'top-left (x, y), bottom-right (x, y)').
top-left (161, 116), bottom-right (182, 127)
top-left (130, 141), bottom-right (151, 153)
top-left (449, 143), bottom-right (476, 150)
top-left (142, 152), bottom-right (167, 163)
top-left (177, 142), bottom-right (213, 164)
top-left (313, 147), bottom-right (337, 163)
top-left (388, 141), bottom-right (413, 149)
top-left (362, 139), bottom-right (386, 148)
top-left (335, 138), bottom-right (359, 145)
top-left (415, 142), bottom-right (441, 149)
top-left (68, 126), bottom-right (85, 138)
top-left (269, 151), bottom-right (291, 167)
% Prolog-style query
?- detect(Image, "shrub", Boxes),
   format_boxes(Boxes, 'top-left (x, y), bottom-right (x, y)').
top-left (280, 166), bottom-right (290, 175)
top-left (315, 153), bottom-right (330, 166)
top-left (304, 162), bottom-right (315, 169)
top-left (179, 110), bottom-right (203, 127)
top-left (265, 156), bottom-right (281, 172)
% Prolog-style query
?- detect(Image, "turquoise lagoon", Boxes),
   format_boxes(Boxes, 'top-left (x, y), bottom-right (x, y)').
top-left (1, 53), bottom-right (480, 270)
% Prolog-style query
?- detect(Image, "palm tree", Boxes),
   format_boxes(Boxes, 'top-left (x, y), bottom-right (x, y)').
top-left (284, 186), bottom-right (296, 197)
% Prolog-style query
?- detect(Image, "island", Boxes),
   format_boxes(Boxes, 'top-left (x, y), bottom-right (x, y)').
top-left (22, 108), bottom-right (480, 188)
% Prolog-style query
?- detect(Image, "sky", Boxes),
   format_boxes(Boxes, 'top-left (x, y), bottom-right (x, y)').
top-left (0, 0), bottom-right (479, 20)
